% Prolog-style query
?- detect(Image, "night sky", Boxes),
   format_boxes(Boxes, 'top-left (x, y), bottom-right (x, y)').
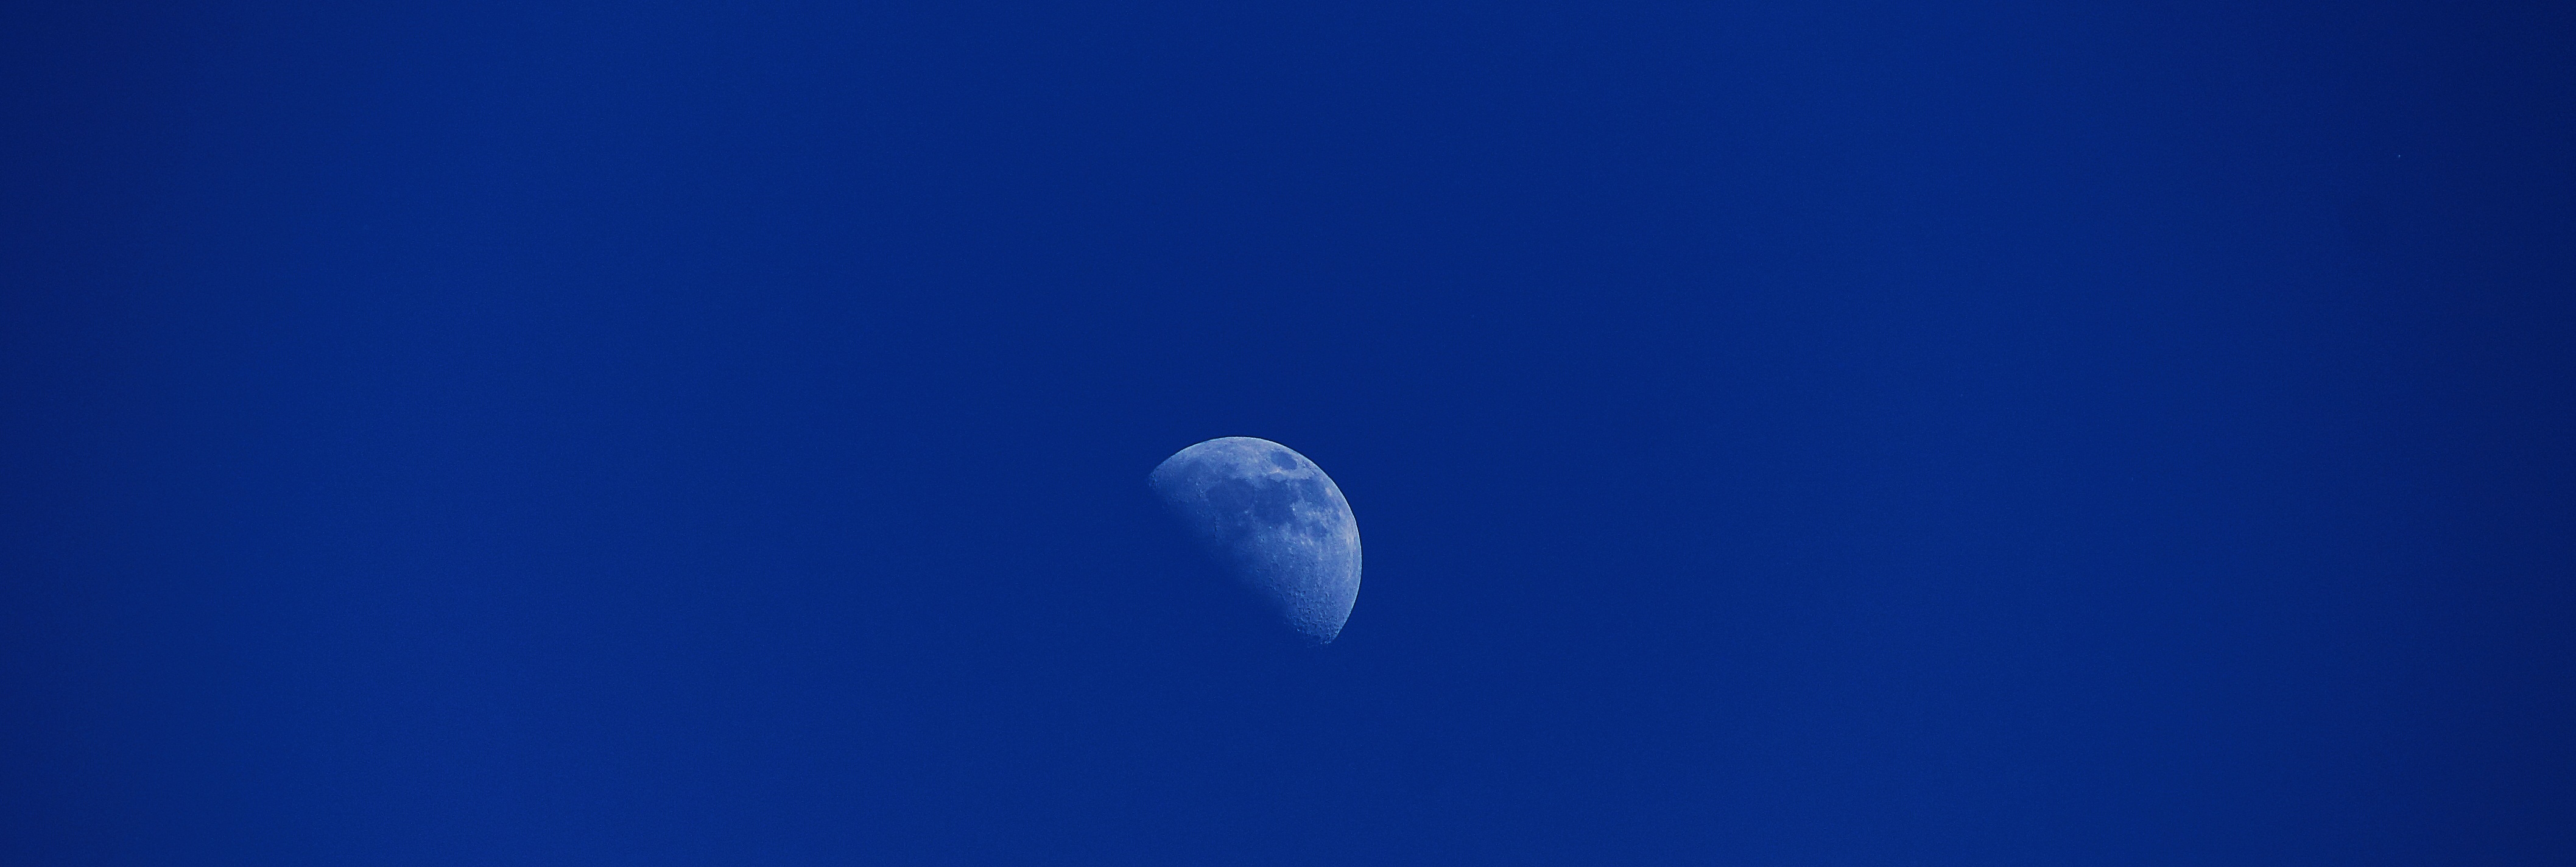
top-left (5, 1), bottom-right (2572, 863)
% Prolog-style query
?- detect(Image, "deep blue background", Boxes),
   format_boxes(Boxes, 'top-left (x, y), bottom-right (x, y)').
top-left (5, 1), bottom-right (2572, 863)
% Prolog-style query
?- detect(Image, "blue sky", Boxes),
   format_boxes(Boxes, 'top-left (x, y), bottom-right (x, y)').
top-left (4, 1), bottom-right (2571, 863)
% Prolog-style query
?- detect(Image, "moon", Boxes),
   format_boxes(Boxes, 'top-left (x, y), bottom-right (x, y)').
top-left (1149, 437), bottom-right (1362, 644)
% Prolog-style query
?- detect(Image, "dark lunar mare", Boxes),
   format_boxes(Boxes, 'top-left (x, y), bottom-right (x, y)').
top-left (1148, 437), bottom-right (1362, 644)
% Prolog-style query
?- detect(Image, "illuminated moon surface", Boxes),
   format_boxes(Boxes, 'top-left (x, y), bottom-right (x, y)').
top-left (1148, 437), bottom-right (1362, 644)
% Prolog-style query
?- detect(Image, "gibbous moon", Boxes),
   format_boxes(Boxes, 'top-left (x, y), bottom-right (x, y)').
top-left (1149, 437), bottom-right (1362, 644)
